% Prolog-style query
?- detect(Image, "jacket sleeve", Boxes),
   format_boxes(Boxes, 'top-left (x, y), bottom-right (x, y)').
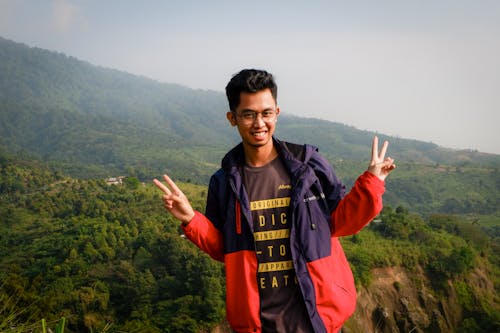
top-left (330, 171), bottom-right (385, 236)
top-left (181, 211), bottom-right (225, 262)
top-left (180, 172), bottom-right (225, 262)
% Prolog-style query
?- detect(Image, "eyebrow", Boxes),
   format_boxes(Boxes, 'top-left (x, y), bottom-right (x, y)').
top-left (240, 107), bottom-right (275, 113)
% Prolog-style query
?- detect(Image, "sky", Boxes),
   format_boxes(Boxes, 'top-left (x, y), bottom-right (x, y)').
top-left (1, 0), bottom-right (499, 154)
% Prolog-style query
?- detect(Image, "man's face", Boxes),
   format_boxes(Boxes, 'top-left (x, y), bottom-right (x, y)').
top-left (227, 88), bottom-right (280, 148)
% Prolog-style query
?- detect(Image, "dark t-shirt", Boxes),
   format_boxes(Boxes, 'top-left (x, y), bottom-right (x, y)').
top-left (242, 157), bottom-right (313, 332)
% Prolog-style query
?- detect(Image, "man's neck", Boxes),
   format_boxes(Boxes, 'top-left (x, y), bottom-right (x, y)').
top-left (243, 142), bottom-right (278, 167)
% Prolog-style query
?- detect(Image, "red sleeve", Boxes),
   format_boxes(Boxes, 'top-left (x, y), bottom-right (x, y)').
top-left (331, 171), bottom-right (385, 237)
top-left (181, 211), bottom-right (225, 262)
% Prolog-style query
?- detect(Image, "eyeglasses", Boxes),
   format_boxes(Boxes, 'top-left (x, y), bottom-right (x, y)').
top-left (234, 109), bottom-right (277, 125)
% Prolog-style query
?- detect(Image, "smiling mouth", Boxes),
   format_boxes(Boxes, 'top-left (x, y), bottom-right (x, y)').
top-left (252, 131), bottom-right (267, 138)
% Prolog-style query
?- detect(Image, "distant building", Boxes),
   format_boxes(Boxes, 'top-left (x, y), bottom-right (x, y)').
top-left (105, 176), bottom-right (125, 185)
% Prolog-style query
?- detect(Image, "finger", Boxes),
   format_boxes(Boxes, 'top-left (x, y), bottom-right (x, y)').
top-left (371, 136), bottom-right (379, 162)
top-left (162, 195), bottom-right (175, 208)
top-left (164, 193), bottom-right (183, 205)
top-left (153, 178), bottom-right (172, 195)
top-left (381, 157), bottom-right (396, 170)
top-left (379, 140), bottom-right (389, 160)
top-left (383, 164), bottom-right (396, 173)
top-left (163, 174), bottom-right (182, 195)
top-left (386, 164), bottom-right (396, 171)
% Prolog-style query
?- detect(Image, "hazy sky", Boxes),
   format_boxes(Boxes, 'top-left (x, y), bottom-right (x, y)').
top-left (1, 0), bottom-right (499, 154)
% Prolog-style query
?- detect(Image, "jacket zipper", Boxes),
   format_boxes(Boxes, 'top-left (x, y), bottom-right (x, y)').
top-left (235, 200), bottom-right (242, 234)
top-left (229, 179), bottom-right (243, 235)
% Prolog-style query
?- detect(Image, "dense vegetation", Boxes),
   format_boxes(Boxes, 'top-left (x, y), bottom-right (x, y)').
top-left (0, 154), bottom-right (224, 332)
top-left (342, 206), bottom-right (500, 332)
top-left (1, 153), bottom-right (498, 332)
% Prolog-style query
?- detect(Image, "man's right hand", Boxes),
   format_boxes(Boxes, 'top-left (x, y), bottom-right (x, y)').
top-left (153, 174), bottom-right (195, 225)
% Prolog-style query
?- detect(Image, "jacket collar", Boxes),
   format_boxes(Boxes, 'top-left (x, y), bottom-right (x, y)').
top-left (222, 137), bottom-right (321, 209)
top-left (221, 137), bottom-right (317, 177)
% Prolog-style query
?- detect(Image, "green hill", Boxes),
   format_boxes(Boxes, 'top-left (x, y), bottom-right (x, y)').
top-left (1, 36), bottom-right (498, 179)
top-left (0, 153), bottom-right (498, 332)
top-left (0, 36), bottom-right (235, 181)
top-left (1, 36), bottom-right (499, 219)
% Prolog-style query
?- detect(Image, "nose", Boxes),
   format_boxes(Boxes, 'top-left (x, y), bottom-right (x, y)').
top-left (252, 113), bottom-right (266, 126)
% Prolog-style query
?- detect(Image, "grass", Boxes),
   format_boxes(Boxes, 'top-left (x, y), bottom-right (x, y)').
top-left (476, 213), bottom-right (500, 227)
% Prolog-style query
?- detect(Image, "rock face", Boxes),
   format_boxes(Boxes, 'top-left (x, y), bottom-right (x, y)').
top-left (343, 266), bottom-right (473, 333)
top-left (213, 265), bottom-right (496, 333)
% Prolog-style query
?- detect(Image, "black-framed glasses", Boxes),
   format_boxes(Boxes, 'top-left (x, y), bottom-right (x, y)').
top-left (234, 109), bottom-right (277, 125)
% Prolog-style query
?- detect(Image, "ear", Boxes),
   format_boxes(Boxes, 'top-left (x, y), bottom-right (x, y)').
top-left (227, 111), bottom-right (237, 126)
top-left (275, 106), bottom-right (280, 117)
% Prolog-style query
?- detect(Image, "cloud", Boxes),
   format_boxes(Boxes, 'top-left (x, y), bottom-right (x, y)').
top-left (51, 0), bottom-right (80, 33)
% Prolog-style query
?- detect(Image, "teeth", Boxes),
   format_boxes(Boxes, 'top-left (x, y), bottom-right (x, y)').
top-left (254, 132), bottom-right (266, 137)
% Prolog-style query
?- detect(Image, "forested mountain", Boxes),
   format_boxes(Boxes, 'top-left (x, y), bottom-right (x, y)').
top-left (1, 36), bottom-right (498, 181)
top-left (0, 36), bottom-right (236, 181)
top-left (1, 36), bottom-right (499, 218)
top-left (0, 36), bottom-right (499, 332)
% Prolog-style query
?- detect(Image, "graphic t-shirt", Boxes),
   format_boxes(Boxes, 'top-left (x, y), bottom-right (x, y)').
top-left (242, 157), bottom-right (313, 332)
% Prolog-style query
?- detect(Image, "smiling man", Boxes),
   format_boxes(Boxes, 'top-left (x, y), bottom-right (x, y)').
top-left (154, 69), bottom-right (395, 333)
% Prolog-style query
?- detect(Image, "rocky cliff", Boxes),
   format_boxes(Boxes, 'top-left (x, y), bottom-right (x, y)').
top-left (344, 265), bottom-right (496, 333)
top-left (212, 264), bottom-right (498, 333)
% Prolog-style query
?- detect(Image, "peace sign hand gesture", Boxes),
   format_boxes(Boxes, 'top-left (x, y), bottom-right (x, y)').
top-left (153, 174), bottom-right (195, 225)
top-left (367, 136), bottom-right (396, 181)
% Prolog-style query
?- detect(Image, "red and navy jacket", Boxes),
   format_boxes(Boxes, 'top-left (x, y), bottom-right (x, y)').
top-left (182, 137), bottom-right (385, 333)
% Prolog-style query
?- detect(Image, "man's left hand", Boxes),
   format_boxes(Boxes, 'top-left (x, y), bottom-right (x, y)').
top-left (367, 136), bottom-right (396, 181)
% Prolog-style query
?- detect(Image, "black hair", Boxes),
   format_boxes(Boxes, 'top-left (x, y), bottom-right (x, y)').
top-left (225, 69), bottom-right (277, 111)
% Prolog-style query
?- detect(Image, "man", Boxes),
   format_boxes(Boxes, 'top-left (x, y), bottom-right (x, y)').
top-left (154, 69), bottom-right (395, 332)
